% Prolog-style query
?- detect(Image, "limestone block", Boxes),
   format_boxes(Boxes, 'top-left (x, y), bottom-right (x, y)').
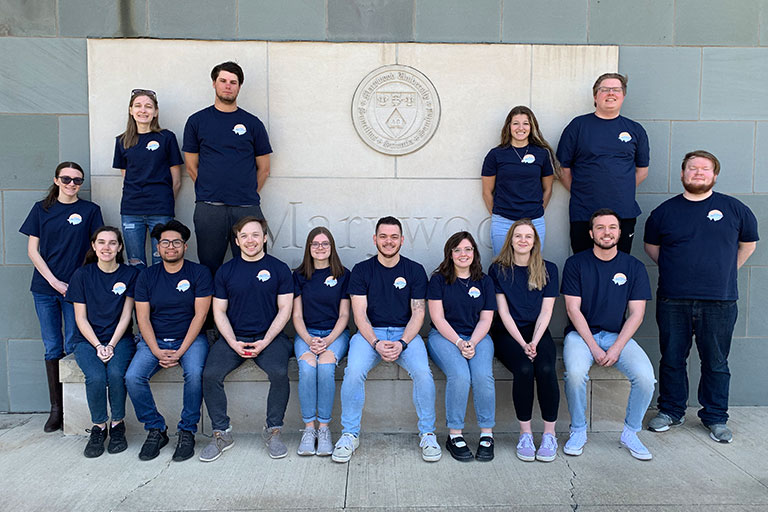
top-left (590, 379), bottom-right (632, 432)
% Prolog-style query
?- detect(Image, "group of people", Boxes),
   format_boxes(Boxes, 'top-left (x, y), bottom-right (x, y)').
top-left (20, 62), bottom-right (758, 466)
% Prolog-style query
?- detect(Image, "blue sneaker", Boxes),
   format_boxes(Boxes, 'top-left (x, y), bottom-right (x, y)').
top-left (536, 433), bottom-right (558, 462)
top-left (564, 430), bottom-right (587, 456)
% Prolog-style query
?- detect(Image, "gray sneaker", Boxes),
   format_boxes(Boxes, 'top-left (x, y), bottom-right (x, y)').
top-left (199, 427), bottom-right (234, 462)
top-left (316, 426), bottom-right (333, 456)
top-left (648, 412), bottom-right (684, 432)
top-left (707, 423), bottom-right (733, 443)
top-left (331, 433), bottom-right (359, 463)
top-left (263, 426), bottom-right (288, 458)
top-left (297, 427), bottom-right (317, 456)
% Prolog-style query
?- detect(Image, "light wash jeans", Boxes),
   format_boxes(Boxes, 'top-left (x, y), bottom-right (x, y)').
top-left (294, 328), bottom-right (350, 424)
top-left (340, 327), bottom-right (436, 436)
top-left (563, 330), bottom-right (656, 432)
top-left (490, 213), bottom-right (546, 257)
top-left (426, 329), bottom-right (495, 430)
top-left (121, 214), bottom-right (173, 268)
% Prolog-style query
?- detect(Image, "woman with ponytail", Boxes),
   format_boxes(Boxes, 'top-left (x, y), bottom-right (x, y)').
top-left (66, 226), bottom-right (138, 457)
top-left (19, 161), bottom-right (103, 432)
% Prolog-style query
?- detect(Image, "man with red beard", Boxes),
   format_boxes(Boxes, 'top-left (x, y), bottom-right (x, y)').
top-left (561, 209), bottom-right (656, 460)
top-left (644, 151), bottom-right (758, 443)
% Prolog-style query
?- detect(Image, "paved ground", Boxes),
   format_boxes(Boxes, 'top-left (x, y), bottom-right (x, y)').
top-left (1, 407), bottom-right (767, 511)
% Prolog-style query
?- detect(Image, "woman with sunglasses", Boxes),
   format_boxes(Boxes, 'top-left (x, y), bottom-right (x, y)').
top-left (113, 88), bottom-right (183, 268)
top-left (20, 161), bottom-right (104, 432)
top-left (67, 227), bottom-right (138, 457)
top-left (292, 227), bottom-right (351, 456)
top-left (426, 232), bottom-right (496, 462)
top-left (489, 219), bottom-right (559, 462)
top-left (482, 106), bottom-right (559, 256)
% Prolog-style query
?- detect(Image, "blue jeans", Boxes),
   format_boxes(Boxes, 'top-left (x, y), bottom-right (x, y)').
top-left (125, 335), bottom-right (208, 432)
top-left (490, 214), bottom-right (546, 257)
top-left (33, 292), bottom-right (76, 359)
top-left (121, 214), bottom-right (173, 268)
top-left (340, 328), bottom-right (436, 436)
top-left (294, 328), bottom-right (350, 424)
top-left (656, 298), bottom-right (738, 425)
top-left (426, 329), bottom-right (495, 430)
top-left (563, 330), bottom-right (655, 432)
top-left (74, 338), bottom-right (135, 424)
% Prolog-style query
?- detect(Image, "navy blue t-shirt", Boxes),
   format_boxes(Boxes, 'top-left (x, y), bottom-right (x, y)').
top-left (489, 260), bottom-right (559, 327)
top-left (294, 266), bottom-right (350, 331)
top-left (348, 256), bottom-right (428, 328)
top-left (113, 129), bottom-right (183, 216)
top-left (134, 260), bottom-right (213, 340)
top-left (560, 250), bottom-right (651, 334)
top-left (427, 273), bottom-right (496, 336)
top-left (182, 106), bottom-right (272, 206)
top-left (66, 263), bottom-right (139, 344)
top-left (215, 254), bottom-right (293, 338)
top-left (19, 199), bottom-right (104, 295)
top-left (556, 113), bottom-right (649, 221)
top-left (481, 144), bottom-right (554, 220)
top-left (644, 192), bottom-right (759, 301)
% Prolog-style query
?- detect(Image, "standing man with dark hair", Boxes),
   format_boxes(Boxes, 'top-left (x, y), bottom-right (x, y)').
top-left (332, 216), bottom-right (441, 463)
top-left (199, 217), bottom-right (294, 462)
top-left (561, 209), bottom-right (656, 460)
top-left (183, 61), bottom-right (273, 278)
top-left (645, 151), bottom-right (758, 443)
top-left (557, 72), bottom-right (650, 254)
top-left (125, 220), bottom-right (212, 462)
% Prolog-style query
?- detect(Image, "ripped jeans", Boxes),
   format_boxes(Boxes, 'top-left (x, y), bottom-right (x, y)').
top-left (121, 214), bottom-right (173, 268)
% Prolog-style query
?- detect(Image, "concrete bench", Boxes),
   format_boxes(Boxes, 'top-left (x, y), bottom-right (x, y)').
top-left (60, 348), bottom-right (630, 435)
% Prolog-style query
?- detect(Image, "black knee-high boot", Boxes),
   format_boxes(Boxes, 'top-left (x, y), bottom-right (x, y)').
top-left (44, 359), bottom-right (63, 432)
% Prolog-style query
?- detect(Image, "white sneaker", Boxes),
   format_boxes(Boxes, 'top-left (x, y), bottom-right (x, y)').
top-left (419, 432), bottom-right (442, 462)
top-left (331, 433), bottom-right (359, 463)
top-left (563, 430), bottom-right (587, 456)
top-left (620, 429), bottom-right (652, 460)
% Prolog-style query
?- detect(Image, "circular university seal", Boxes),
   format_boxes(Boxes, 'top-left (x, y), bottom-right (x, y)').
top-left (351, 65), bottom-right (441, 156)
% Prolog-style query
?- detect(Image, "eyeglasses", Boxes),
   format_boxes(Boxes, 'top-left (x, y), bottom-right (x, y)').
top-left (158, 239), bottom-right (184, 248)
top-left (452, 247), bottom-right (474, 254)
top-left (310, 241), bottom-right (331, 248)
top-left (58, 176), bottom-right (84, 185)
top-left (597, 87), bottom-right (623, 94)
top-left (131, 88), bottom-right (157, 98)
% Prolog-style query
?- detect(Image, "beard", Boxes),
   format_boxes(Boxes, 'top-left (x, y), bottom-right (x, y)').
top-left (682, 177), bottom-right (715, 195)
top-left (216, 92), bottom-right (237, 104)
top-left (592, 237), bottom-right (618, 250)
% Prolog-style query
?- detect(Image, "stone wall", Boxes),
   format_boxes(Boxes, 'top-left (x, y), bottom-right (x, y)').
top-left (1, 0), bottom-right (767, 412)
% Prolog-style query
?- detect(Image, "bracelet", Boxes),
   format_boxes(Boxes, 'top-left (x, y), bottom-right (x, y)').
top-left (398, 339), bottom-right (408, 351)
top-left (372, 339), bottom-right (380, 349)
top-left (454, 338), bottom-right (463, 347)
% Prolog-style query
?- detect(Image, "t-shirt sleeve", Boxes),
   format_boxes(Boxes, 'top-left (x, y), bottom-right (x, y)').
top-left (488, 264), bottom-right (503, 293)
top-left (166, 131), bottom-right (184, 166)
top-left (411, 263), bottom-right (428, 300)
top-left (634, 124), bottom-right (650, 167)
top-left (214, 267), bottom-right (228, 299)
top-left (738, 202), bottom-right (760, 242)
top-left (560, 257), bottom-right (581, 296)
top-left (89, 205), bottom-right (104, 235)
top-left (19, 204), bottom-right (40, 237)
top-left (253, 119), bottom-right (273, 156)
top-left (340, 269), bottom-right (351, 299)
top-left (347, 263), bottom-right (368, 296)
top-left (543, 262), bottom-right (559, 298)
top-left (556, 120), bottom-right (577, 167)
top-left (481, 275), bottom-right (497, 311)
top-left (292, 271), bottom-right (303, 297)
top-left (628, 260), bottom-right (652, 301)
top-left (195, 265), bottom-right (214, 297)
top-left (65, 268), bottom-right (86, 304)
top-left (134, 271), bottom-right (150, 302)
top-left (643, 209), bottom-right (662, 245)
top-left (112, 137), bottom-right (126, 169)
top-left (427, 274), bottom-right (443, 301)
top-left (125, 268), bottom-right (139, 298)
top-left (181, 115), bottom-right (199, 153)
top-left (277, 262), bottom-right (293, 295)
top-left (481, 149), bottom-right (497, 177)
top-left (541, 148), bottom-right (554, 177)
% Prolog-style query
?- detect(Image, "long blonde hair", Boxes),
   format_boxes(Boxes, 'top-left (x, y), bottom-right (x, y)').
top-left (493, 219), bottom-right (549, 291)
top-left (119, 90), bottom-right (162, 149)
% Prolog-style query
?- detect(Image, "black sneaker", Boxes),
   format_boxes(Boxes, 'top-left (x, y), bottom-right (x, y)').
top-left (139, 428), bottom-right (169, 461)
top-left (172, 430), bottom-right (196, 462)
top-left (84, 425), bottom-right (106, 458)
top-left (476, 436), bottom-right (494, 462)
top-left (445, 436), bottom-right (473, 462)
top-left (107, 421), bottom-right (128, 454)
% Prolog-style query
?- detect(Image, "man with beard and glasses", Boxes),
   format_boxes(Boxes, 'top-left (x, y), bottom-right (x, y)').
top-left (332, 216), bottom-right (441, 463)
top-left (182, 61), bottom-right (273, 280)
top-left (560, 209), bottom-right (656, 460)
top-left (644, 151), bottom-right (758, 443)
top-left (126, 220), bottom-right (213, 462)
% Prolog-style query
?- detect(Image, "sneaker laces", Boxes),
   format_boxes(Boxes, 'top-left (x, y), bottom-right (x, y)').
top-left (177, 430), bottom-right (194, 447)
top-left (518, 433), bottom-right (534, 450)
top-left (336, 433), bottom-right (355, 449)
top-left (300, 429), bottom-right (316, 444)
top-left (621, 431), bottom-right (648, 453)
top-left (86, 427), bottom-right (105, 444)
top-left (420, 433), bottom-right (439, 449)
top-left (318, 427), bottom-right (331, 443)
top-left (540, 433), bottom-right (557, 450)
top-left (146, 429), bottom-right (164, 444)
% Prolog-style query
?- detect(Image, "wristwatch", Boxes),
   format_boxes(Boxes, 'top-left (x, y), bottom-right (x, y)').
top-left (398, 339), bottom-right (408, 351)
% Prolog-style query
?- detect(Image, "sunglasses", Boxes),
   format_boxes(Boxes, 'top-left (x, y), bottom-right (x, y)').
top-left (58, 176), bottom-right (84, 185)
top-left (131, 88), bottom-right (157, 98)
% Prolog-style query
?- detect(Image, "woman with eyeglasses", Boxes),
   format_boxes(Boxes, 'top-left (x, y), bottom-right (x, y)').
top-left (67, 226), bottom-right (139, 457)
top-left (20, 161), bottom-right (104, 432)
top-left (292, 227), bottom-right (351, 456)
top-left (113, 88), bottom-right (183, 268)
top-left (489, 219), bottom-right (559, 462)
top-left (426, 232), bottom-right (497, 462)
top-left (482, 106), bottom-right (560, 256)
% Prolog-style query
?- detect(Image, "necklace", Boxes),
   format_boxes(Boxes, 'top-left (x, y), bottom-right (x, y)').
top-left (456, 276), bottom-right (471, 288)
top-left (512, 144), bottom-right (529, 162)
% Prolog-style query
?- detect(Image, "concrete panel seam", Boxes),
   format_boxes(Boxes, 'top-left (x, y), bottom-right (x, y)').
top-left (753, 121), bottom-right (758, 192)
top-left (698, 47), bottom-right (703, 120)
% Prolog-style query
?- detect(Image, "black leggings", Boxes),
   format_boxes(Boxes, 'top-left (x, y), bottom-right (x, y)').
top-left (493, 322), bottom-right (559, 422)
